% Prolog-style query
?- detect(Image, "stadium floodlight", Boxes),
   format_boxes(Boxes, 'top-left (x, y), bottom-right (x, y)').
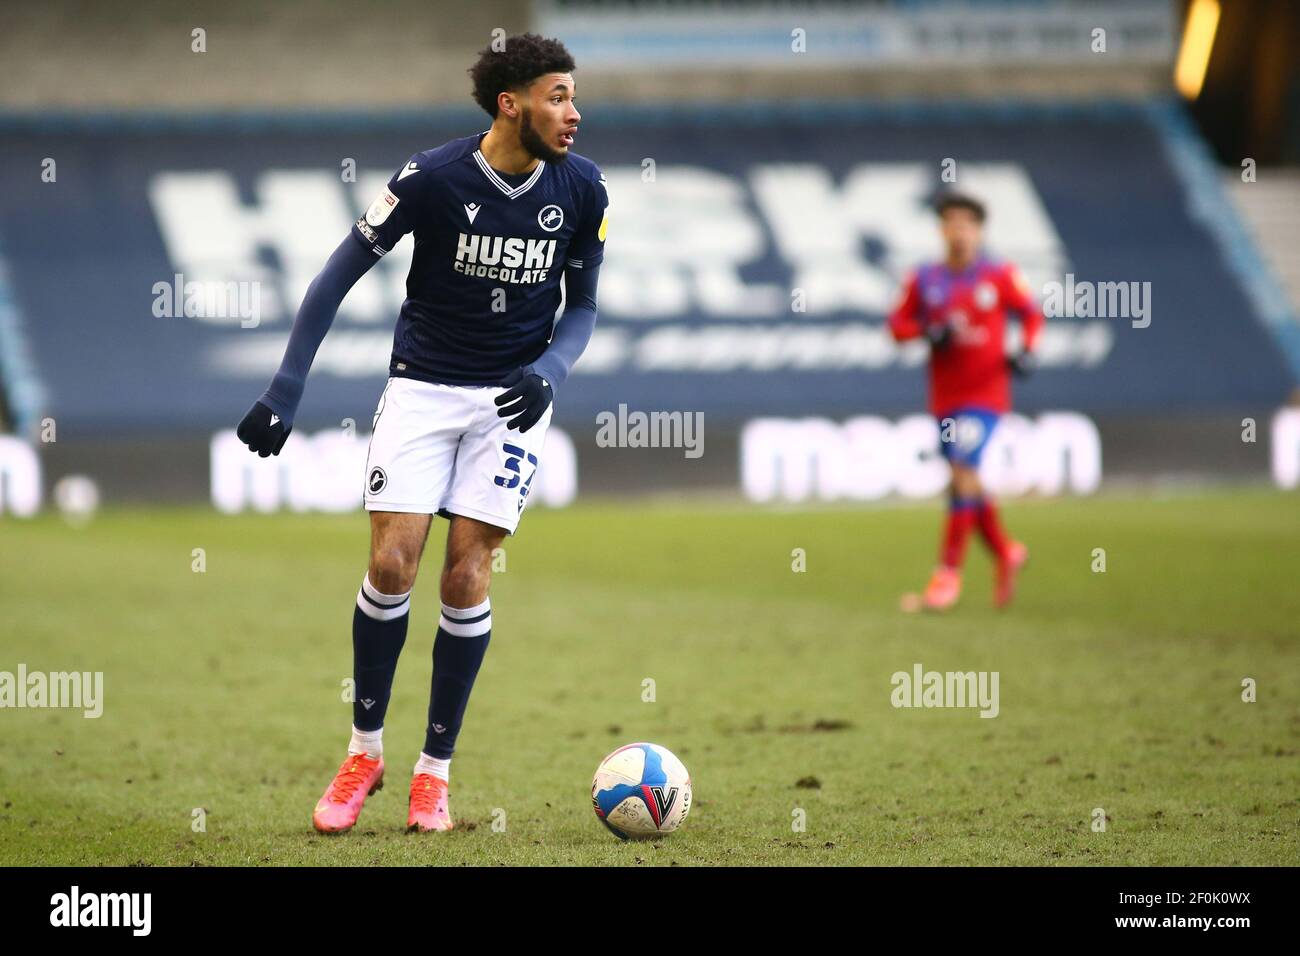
top-left (1175, 0), bottom-right (1221, 99)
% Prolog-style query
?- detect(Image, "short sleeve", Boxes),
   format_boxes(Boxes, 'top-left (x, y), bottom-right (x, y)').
top-left (566, 169), bottom-right (608, 270)
top-left (351, 154), bottom-right (422, 256)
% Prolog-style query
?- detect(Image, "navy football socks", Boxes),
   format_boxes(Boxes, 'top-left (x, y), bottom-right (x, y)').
top-left (422, 598), bottom-right (492, 759)
top-left (351, 575), bottom-right (412, 733)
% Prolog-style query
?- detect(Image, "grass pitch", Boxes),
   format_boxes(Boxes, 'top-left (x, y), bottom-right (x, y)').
top-left (1, 490), bottom-right (1297, 866)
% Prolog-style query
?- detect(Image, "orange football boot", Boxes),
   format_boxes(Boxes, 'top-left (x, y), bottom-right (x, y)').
top-left (922, 566), bottom-right (962, 611)
top-left (407, 774), bottom-right (454, 832)
top-left (312, 752), bottom-right (384, 833)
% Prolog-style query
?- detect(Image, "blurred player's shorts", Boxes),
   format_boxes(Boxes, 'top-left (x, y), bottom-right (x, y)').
top-left (936, 406), bottom-right (1001, 468)
top-left (363, 377), bottom-right (552, 534)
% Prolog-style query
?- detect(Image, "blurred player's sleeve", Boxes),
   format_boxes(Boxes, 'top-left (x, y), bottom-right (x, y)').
top-left (999, 263), bottom-right (1044, 352)
top-left (887, 270), bottom-right (924, 341)
top-left (529, 169), bottom-right (608, 389)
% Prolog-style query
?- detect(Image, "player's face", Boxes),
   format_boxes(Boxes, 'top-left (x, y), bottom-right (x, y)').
top-left (940, 208), bottom-right (983, 262)
top-left (519, 73), bottom-right (580, 164)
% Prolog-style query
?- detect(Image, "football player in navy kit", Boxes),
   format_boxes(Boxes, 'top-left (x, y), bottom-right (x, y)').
top-left (235, 34), bottom-right (608, 834)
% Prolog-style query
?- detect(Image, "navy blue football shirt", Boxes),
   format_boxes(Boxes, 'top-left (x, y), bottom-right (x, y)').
top-left (351, 131), bottom-right (608, 385)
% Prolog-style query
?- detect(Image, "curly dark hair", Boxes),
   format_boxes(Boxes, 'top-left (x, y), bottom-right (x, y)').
top-left (468, 33), bottom-right (577, 118)
top-left (933, 191), bottom-right (987, 222)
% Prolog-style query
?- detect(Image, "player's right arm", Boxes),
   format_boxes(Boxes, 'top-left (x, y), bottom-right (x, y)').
top-left (887, 271), bottom-right (925, 341)
top-left (888, 269), bottom-right (953, 351)
top-left (237, 156), bottom-right (421, 456)
top-left (236, 238), bottom-right (377, 456)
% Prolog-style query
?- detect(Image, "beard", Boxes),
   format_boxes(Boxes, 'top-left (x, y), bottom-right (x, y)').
top-left (519, 107), bottom-right (569, 164)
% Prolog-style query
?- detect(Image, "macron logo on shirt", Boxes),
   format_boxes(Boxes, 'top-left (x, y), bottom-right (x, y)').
top-left (464, 202), bottom-right (481, 225)
top-left (397, 162), bottom-right (420, 181)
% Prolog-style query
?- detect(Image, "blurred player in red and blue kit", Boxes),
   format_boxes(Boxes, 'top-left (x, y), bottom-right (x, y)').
top-left (888, 192), bottom-right (1044, 611)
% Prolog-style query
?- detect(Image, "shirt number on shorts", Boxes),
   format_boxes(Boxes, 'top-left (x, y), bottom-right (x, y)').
top-left (494, 442), bottom-right (539, 505)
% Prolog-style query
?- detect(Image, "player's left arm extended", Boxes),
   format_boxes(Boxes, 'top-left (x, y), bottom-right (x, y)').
top-left (495, 262), bottom-right (600, 432)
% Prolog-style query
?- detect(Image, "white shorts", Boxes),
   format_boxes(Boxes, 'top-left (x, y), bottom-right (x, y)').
top-left (363, 376), bottom-right (553, 534)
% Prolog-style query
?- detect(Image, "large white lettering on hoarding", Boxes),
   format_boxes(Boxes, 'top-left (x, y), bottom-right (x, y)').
top-left (148, 162), bottom-right (1096, 377)
top-left (0, 437), bottom-right (41, 516)
top-left (741, 413), bottom-right (1102, 502)
top-left (748, 163), bottom-right (1066, 314)
top-left (149, 171), bottom-right (406, 326)
top-left (1272, 408), bottom-right (1300, 489)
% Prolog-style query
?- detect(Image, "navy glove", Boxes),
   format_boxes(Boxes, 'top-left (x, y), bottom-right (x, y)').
top-left (1007, 351), bottom-right (1037, 378)
top-left (925, 320), bottom-right (954, 351)
top-left (494, 367), bottom-right (553, 433)
top-left (237, 400), bottom-right (292, 457)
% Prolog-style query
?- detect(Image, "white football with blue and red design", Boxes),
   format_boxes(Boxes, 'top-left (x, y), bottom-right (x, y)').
top-left (591, 742), bottom-right (692, 840)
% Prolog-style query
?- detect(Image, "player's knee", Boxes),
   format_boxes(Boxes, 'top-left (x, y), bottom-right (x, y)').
top-left (440, 551), bottom-right (491, 605)
top-left (369, 546), bottom-right (419, 594)
top-left (952, 465), bottom-right (982, 497)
